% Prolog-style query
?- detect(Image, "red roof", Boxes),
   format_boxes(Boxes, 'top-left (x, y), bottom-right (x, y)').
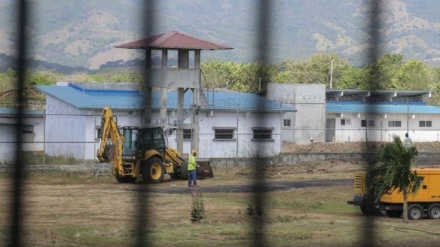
top-left (115, 31), bottom-right (233, 50)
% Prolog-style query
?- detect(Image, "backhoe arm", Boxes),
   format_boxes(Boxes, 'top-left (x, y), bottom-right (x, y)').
top-left (97, 107), bottom-right (124, 166)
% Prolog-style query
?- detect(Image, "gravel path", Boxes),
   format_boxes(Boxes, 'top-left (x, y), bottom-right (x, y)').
top-left (121, 179), bottom-right (352, 194)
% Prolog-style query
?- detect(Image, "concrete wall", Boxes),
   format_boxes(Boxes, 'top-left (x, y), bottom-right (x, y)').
top-left (266, 83), bottom-right (326, 144)
top-left (43, 97), bottom-right (283, 160)
top-left (198, 111), bottom-right (282, 158)
top-left (45, 102), bottom-right (146, 160)
top-left (165, 110), bottom-right (283, 158)
top-left (0, 124), bottom-right (16, 162)
top-left (0, 116), bottom-right (44, 162)
top-left (147, 68), bottom-right (200, 89)
top-left (206, 152), bottom-right (440, 168)
top-left (45, 96), bottom-right (90, 159)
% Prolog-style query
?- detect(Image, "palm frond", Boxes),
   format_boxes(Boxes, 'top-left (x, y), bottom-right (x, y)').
top-left (368, 135), bottom-right (421, 199)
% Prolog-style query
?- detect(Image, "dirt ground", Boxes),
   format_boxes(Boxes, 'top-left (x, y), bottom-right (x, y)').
top-left (282, 141), bottom-right (440, 153)
top-left (2, 161), bottom-right (440, 247)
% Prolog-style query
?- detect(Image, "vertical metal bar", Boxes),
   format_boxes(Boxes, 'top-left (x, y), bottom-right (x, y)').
top-left (135, 1), bottom-right (156, 246)
top-left (8, 0), bottom-right (29, 246)
top-left (250, 1), bottom-right (272, 246)
top-left (362, 1), bottom-right (384, 246)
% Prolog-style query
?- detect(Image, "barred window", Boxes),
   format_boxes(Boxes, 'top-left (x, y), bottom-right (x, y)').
top-left (361, 120), bottom-right (375, 127)
top-left (213, 128), bottom-right (235, 140)
top-left (252, 127), bottom-right (273, 141)
top-left (419, 121), bottom-right (432, 127)
top-left (183, 129), bottom-right (192, 140)
top-left (388, 120), bottom-right (402, 127)
top-left (341, 118), bottom-right (351, 125)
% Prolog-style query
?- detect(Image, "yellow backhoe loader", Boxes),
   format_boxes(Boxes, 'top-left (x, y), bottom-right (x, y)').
top-left (96, 107), bottom-right (213, 183)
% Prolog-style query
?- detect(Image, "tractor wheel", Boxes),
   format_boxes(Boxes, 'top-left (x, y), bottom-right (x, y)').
top-left (142, 158), bottom-right (165, 183)
top-left (427, 204), bottom-right (440, 219)
top-left (408, 204), bottom-right (424, 220)
top-left (179, 161), bottom-right (189, 180)
top-left (169, 173), bottom-right (178, 179)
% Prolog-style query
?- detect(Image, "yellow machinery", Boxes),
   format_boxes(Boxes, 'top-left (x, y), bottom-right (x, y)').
top-left (96, 107), bottom-right (213, 183)
top-left (348, 169), bottom-right (440, 220)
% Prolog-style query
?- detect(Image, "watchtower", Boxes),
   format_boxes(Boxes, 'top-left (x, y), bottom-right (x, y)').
top-left (115, 30), bottom-right (232, 153)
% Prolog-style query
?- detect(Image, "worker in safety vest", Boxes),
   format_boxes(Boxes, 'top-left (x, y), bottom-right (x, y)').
top-left (188, 150), bottom-right (199, 187)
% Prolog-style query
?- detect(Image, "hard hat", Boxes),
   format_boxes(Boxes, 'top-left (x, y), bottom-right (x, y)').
top-left (192, 150), bottom-right (197, 155)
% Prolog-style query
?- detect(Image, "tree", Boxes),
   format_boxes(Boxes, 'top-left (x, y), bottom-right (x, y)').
top-left (201, 59), bottom-right (237, 89)
top-left (366, 54), bottom-right (403, 89)
top-left (394, 59), bottom-right (434, 90)
top-left (369, 135), bottom-right (424, 222)
top-left (275, 54), bottom-right (350, 87)
top-left (339, 66), bottom-right (369, 89)
top-left (230, 62), bottom-right (276, 93)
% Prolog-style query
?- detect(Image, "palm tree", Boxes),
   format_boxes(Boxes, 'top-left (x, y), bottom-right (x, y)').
top-left (368, 135), bottom-right (424, 222)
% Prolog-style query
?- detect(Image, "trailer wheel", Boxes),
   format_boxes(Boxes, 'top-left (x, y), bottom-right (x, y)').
top-left (142, 157), bottom-right (165, 183)
top-left (378, 209), bottom-right (387, 217)
top-left (360, 203), bottom-right (375, 216)
top-left (427, 204), bottom-right (440, 219)
top-left (408, 204), bottom-right (424, 220)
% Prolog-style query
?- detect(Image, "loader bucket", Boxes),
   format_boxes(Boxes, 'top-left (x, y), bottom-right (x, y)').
top-left (196, 161), bottom-right (214, 179)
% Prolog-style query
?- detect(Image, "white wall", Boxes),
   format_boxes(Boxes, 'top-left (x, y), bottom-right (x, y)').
top-left (90, 109), bottom-right (143, 160)
top-left (330, 112), bottom-right (440, 143)
top-left (266, 83), bottom-right (326, 144)
top-left (0, 124), bottom-right (16, 162)
top-left (45, 96), bottom-right (89, 159)
top-left (0, 116), bottom-right (44, 162)
top-left (197, 111), bottom-right (282, 158)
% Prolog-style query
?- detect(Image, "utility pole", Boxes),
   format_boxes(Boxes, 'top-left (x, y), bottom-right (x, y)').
top-left (330, 60), bottom-right (334, 89)
top-left (407, 99), bottom-right (409, 133)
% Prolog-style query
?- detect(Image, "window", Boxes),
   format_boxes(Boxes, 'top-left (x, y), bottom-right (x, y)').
top-left (140, 127), bottom-right (165, 150)
top-left (341, 118), bottom-right (351, 125)
top-left (96, 127), bottom-right (102, 139)
top-left (96, 127), bottom-right (107, 141)
top-left (388, 120), bottom-right (402, 127)
top-left (122, 128), bottom-right (138, 156)
top-left (183, 129), bottom-right (192, 140)
top-left (283, 119), bottom-right (291, 127)
top-left (213, 128), bottom-right (235, 140)
top-left (21, 125), bottom-right (35, 143)
top-left (419, 121), bottom-right (432, 127)
top-left (361, 120), bottom-right (375, 127)
top-left (252, 127), bottom-right (273, 141)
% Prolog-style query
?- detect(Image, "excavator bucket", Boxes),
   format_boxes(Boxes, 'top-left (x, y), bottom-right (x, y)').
top-left (196, 161), bottom-right (214, 179)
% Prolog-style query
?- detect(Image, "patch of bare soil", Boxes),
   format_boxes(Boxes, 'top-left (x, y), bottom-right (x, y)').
top-left (282, 142), bottom-right (440, 153)
top-left (264, 160), bottom-right (365, 174)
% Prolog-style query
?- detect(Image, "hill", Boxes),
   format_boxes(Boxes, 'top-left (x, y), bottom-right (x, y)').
top-left (1, 0), bottom-right (440, 72)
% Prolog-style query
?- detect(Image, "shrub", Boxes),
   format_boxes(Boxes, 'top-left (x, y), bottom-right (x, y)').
top-left (191, 192), bottom-right (205, 223)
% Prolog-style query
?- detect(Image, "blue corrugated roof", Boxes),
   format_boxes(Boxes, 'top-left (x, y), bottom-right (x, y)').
top-left (327, 101), bottom-right (440, 114)
top-left (203, 91), bottom-right (292, 111)
top-left (35, 84), bottom-right (144, 110)
top-left (34, 83), bottom-right (295, 112)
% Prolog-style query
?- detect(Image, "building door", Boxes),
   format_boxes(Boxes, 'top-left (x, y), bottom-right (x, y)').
top-left (326, 119), bottom-right (335, 142)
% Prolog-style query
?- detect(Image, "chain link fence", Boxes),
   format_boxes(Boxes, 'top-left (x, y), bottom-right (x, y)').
top-left (5, 1), bottom-right (424, 246)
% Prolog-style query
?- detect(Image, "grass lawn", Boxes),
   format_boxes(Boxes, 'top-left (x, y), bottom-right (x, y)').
top-left (1, 162), bottom-right (440, 247)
